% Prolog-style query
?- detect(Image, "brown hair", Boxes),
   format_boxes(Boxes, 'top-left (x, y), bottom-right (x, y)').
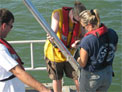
top-left (0, 8), bottom-right (14, 25)
top-left (72, 1), bottom-right (86, 17)
top-left (79, 9), bottom-right (100, 27)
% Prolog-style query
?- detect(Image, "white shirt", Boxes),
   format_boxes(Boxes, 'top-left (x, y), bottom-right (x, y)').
top-left (0, 44), bottom-right (25, 92)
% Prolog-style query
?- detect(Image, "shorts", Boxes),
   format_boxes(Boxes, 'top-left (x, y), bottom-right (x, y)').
top-left (79, 65), bottom-right (112, 92)
top-left (45, 58), bottom-right (78, 80)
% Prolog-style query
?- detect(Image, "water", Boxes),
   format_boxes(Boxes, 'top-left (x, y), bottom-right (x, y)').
top-left (0, 0), bottom-right (122, 91)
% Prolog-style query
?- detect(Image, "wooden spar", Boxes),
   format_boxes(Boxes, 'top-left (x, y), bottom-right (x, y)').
top-left (23, 0), bottom-right (80, 74)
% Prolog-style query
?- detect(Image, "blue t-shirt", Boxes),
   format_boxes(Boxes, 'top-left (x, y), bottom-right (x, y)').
top-left (79, 28), bottom-right (118, 72)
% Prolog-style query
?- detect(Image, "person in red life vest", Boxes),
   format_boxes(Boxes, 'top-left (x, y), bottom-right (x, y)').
top-left (0, 8), bottom-right (52, 92)
top-left (44, 1), bottom-right (86, 92)
top-left (77, 9), bottom-right (118, 92)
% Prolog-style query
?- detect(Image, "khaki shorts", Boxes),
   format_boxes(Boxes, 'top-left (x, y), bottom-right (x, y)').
top-left (45, 58), bottom-right (78, 80)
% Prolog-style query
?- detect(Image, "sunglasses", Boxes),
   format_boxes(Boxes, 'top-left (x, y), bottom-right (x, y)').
top-left (7, 23), bottom-right (13, 29)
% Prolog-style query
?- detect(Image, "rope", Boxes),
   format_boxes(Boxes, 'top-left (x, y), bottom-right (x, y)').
top-left (52, 45), bottom-right (60, 92)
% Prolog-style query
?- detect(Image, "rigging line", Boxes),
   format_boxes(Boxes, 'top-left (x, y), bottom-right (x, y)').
top-left (52, 45), bottom-right (60, 92)
top-left (52, 46), bottom-right (59, 80)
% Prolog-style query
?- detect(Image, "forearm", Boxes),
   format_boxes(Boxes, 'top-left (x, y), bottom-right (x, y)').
top-left (10, 65), bottom-right (50, 92)
top-left (18, 71), bottom-right (47, 91)
top-left (77, 57), bottom-right (86, 67)
top-left (77, 48), bottom-right (88, 68)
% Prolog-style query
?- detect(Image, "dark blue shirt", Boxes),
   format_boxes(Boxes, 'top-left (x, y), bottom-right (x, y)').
top-left (79, 28), bottom-right (118, 72)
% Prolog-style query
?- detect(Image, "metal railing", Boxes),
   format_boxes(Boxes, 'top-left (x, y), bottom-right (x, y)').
top-left (8, 40), bottom-right (74, 87)
top-left (8, 40), bottom-right (46, 71)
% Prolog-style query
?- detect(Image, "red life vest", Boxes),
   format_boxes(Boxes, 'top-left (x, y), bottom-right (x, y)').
top-left (84, 24), bottom-right (108, 37)
top-left (62, 7), bottom-right (80, 48)
top-left (0, 38), bottom-right (25, 70)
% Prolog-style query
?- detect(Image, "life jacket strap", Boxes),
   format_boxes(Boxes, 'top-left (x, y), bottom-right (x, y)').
top-left (0, 75), bottom-right (15, 82)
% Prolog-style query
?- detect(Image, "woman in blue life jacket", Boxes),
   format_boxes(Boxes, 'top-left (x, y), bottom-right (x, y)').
top-left (77, 9), bottom-right (118, 92)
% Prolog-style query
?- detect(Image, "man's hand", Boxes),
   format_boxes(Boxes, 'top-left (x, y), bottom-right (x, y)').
top-left (47, 34), bottom-right (54, 42)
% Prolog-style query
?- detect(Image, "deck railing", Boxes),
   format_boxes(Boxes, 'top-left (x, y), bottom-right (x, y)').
top-left (8, 40), bottom-right (46, 71)
top-left (8, 40), bottom-right (75, 87)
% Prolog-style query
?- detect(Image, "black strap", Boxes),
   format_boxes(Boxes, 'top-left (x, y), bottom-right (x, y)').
top-left (73, 47), bottom-right (80, 60)
top-left (51, 89), bottom-right (54, 92)
top-left (50, 40), bottom-right (58, 48)
top-left (0, 75), bottom-right (15, 82)
top-left (103, 33), bottom-right (115, 77)
top-left (102, 32), bottom-right (111, 66)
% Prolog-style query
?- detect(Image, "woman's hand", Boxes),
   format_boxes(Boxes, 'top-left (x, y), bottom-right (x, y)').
top-left (77, 57), bottom-right (81, 63)
top-left (71, 40), bottom-right (80, 49)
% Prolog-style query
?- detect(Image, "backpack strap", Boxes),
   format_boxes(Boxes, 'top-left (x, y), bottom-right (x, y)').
top-left (102, 32), bottom-right (115, 77)
top-left (103, 32), bottom-right (110, 65)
